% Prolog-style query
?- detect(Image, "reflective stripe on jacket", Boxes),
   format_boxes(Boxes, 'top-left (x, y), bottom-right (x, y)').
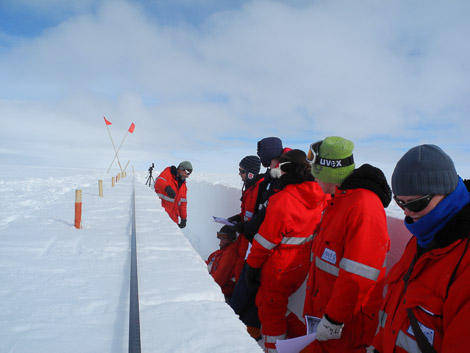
top-left (373, 235), bottom-right (470, 353)
top-left (304, 187), bottom-right (390, 352)
top-left (154, 166), bottom-right (187, 223)
top-left (234, 177), bottom-right (263, 281)
top-left (247, 180), bottom-right (327, 337)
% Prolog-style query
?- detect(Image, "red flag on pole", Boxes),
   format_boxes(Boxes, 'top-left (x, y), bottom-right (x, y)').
top-left (128, 122), bottom-right (135, 133)
top-left (104, 116), bottom-right (112, 125)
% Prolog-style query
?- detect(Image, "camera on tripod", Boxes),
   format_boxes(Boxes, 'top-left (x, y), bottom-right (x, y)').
top-left (146, 163), bottom-right (155, 187)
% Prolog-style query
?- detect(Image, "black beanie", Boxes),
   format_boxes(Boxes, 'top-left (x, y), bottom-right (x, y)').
top-left (217, 225), bottom-right (236, 240)
top-left (257, 137), bottom-right (283, 167)
top-left (392, 144), bottom-right (458, 196)
top-left (240, 155), bottom-right (261, 180)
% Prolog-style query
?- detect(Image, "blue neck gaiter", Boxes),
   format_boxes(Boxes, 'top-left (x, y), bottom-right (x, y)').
top-left (405, 177), bottom-right (470, 248)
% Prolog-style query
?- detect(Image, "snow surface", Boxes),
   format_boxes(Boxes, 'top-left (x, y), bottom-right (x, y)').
top-left (0, 166), bottom-right (262, 353)
top-left (0, 165), bottom-right (409, 353)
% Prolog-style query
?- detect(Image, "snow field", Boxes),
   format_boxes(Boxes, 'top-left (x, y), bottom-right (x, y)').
top-left (0, 166), bottom-right (262, 353)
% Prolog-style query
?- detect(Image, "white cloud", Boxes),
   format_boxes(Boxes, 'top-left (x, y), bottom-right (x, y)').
top-left (0, 0), bottom-right (469, 174)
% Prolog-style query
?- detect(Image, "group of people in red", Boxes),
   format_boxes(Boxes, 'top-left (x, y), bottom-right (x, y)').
top-left (157, 136), bottom-right (470, 353)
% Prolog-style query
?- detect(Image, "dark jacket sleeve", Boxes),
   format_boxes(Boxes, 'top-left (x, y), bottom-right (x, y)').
top-left (243, 207), bottom-right (266, 242)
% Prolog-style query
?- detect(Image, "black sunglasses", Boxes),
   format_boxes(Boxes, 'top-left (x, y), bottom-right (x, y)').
top-left (239, 168), bottom-right (246, 174)
top-left (394, 194), bottom-right (434, 213)
top-left (184, 169), bottom-right (192, 175)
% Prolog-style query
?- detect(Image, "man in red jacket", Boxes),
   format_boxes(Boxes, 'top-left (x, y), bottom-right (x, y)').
top-left (303, 136), bottom-right (392, 353)
top-left (206, 225), bottom-right (239, 300)
top-left (154, 161), bottom-right (192, 228)
top-left (371, 145), bottom-right (470, 353)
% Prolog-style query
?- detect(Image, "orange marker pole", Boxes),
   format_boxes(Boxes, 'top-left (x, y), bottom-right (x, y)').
top-left (75, 189), bottom-right (82, 229)
top-left (112, 176), bottom-right (115, 187)
top-left (98, 180), bottom-right (103, 197)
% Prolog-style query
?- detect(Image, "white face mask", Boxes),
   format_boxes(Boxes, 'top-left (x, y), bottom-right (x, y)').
top-left (270, 167), bottom-right (282, 179)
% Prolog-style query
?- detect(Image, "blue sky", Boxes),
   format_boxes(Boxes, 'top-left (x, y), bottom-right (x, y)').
top-left (1, 0), bottom-right (469, 177)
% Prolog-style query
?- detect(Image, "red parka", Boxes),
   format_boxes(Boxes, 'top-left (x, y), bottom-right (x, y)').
top-left (247, 180), bottom-right (327, 338)
top-left (233, 177), bottom-right (264, 281)
top-left (154, 166), bottom-right (187, 224)
top-left (372, 205), bottom-right (470, 353)
top-left (206, 242), bottom-right (240, 298)
top-left (304, 165), bottom-right (391, 353)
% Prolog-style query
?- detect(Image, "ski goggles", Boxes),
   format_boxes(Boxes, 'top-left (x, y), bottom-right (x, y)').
top-left (307, 140), bottom-right (354, 167)
top-left (394, 194), bottom-right (434, 212)
top-left (307, 140), bottom-right (322, 164)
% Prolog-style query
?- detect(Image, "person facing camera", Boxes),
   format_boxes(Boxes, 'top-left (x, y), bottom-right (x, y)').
top-left (154, 161), bottom-right (192, 228)
top-left (206, 225), bottom-right (239, 301)
top-left (371, 144), bottom-right (470, 353)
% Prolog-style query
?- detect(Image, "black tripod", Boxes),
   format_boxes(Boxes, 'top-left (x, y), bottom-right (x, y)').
top-left (145, 163), bottom-right (155, 187)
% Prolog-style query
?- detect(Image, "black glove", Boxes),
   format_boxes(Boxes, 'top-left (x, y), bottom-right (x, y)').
top-left (233, 221), bottom-right (246, 234)
top-left (227, 214), bottom-right (242, 223)
top-left (165, 185), bottom-right (176, 198)
top-left (178, 219), bottom-right (187, 229)
top-left (245, 265), bottom-right (261, 287)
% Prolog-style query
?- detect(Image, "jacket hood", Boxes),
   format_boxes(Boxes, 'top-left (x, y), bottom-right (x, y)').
top-left (433, 204), bottom-right (470, 249)
top-left (282, 180), bottom-right (324, 210)
top-left (339, 164), bottom-right (392, 208)
top-left (432, 180), bottom-right (470, 249)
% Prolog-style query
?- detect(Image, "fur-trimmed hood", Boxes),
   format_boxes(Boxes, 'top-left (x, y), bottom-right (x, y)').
top-left (339, 164), bottom-right (392, 208)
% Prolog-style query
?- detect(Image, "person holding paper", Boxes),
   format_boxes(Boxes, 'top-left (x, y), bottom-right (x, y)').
top-left (303, 136), bottom-right (391, 352)
top-left (246, 149), bottom-right (327, 353)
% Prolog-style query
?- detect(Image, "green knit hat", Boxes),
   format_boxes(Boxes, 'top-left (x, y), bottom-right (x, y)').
top-left (311, 136), bottom-right (355, 184)
top-left (178, 161), bottom-right (193, 172)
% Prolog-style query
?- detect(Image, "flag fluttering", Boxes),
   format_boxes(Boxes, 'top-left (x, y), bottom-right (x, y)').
top-left (128, 122), bottom-right (135, 133)
top-left (104, 116), bottom-right (112, 125)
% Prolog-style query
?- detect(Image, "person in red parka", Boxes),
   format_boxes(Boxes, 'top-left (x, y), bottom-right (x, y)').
top-left (206, 225), bottom-right (240, 301)
top-left (227, 155), bottom-right (264, 282)
top-left (303, 136), bottom-right (392, 353)
top-left (154, 161), bottom-right (192, 228)
top-left (246, 149), bottom-right (328, 353)
top-left (371, 145), bottom-right (470, 353)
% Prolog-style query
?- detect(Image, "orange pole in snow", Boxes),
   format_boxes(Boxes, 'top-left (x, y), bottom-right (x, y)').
top-left (75, 189), bottom-right (82, 229)
top-left (99, 180), bottom-right (103, 197)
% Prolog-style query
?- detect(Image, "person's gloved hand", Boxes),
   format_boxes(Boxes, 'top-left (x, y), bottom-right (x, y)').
top-left (233, 221), bottom-right (246, 234)
top-left (165, 186), bottom-right (176, 198)
top-left (178, 219), bottom-right (187, 229)
top-left (316, 314), bottom-right (344, 341)
top-left (227, 214), bottom-right (242, 223)
top-left (245, 265), bottom-right (261, 287)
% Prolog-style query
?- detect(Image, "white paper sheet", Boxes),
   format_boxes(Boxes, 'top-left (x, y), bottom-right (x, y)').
top-left (275, 333), bottom-right (316, 353)
top-left (212, 216), bottom-right (235, 226)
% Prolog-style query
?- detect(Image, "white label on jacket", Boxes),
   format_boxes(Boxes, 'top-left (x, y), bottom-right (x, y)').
top-left (407, 323), bottom-right (435, 345)
top-left (321, 248), bottom-right (337, 264)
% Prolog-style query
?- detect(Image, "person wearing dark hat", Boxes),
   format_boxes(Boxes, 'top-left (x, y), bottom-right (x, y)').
top-left (227, 155), bottom-right (263, 278)
top-left (225, 155), bottom-right (264, 341)
top-left (371, 145), bottom-right (470, 353)
top-left (229, 138), bottom-right (286, 343)
top-left (245, 149), bottom-right (328, 351)
top-left (154, 161), bottom-right (192, 228)
top-left (205, 225), bottom-right (239, 300)
top-left (303, 136), bottom-right (392, 353)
